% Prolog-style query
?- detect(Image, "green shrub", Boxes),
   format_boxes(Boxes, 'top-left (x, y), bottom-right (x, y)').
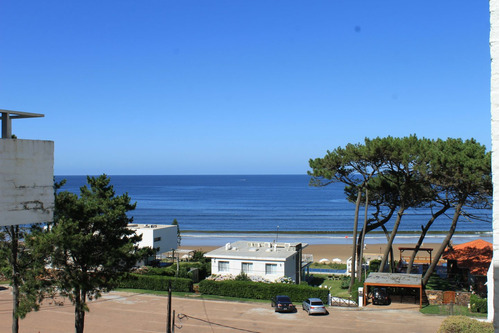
top-left (425, 273), bottom-right (454, 290)
top-left (309, 263), bottom-right (347, 270)
top-left (340, 276), bottom-right (350, 289)
top-left (235, 272), bottom-right (251, 281)
top-left (119, 274), bottom-right (193, 292)
top-left (437, 316), bottom-right (493, 333)
top-left (199, 280), bottom-right (329, 304)
top-left (137, 262), bottom-right (210, 280)
top-left (470, 294), bottom-right (488, 314)
top-left (349, 280), bottom-right (364, 303)
top-left (369, 260), bottom-right (381, 272)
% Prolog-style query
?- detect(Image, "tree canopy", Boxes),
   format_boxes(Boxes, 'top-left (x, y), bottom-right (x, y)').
top-left (37, 174), bottom-right (147, 333)
top-left (309, 136), bottom-right (492, 286)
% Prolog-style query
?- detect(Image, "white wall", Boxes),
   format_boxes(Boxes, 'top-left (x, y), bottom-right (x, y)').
top-left (211, 258), bottom-right (288, 281)
top-left (0, 139), bottom-right (54, 226)
top-left (134, 225), bottom-right (178, 254)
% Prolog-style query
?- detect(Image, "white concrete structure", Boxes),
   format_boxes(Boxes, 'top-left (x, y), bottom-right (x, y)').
top-left (128, 224), bottom-right (178, 257)
top-left (204, 241), bottom-right (309, 283)
top-left (0, 139), bottom-right (54, 226)
top-left (490, 0), bottom-right (499, 328)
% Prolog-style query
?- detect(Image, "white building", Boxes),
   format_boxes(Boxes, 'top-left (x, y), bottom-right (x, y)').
top-left (204, 241), bottom-right (311, 284)
top-left (128, 224), bottom-right (178, 260)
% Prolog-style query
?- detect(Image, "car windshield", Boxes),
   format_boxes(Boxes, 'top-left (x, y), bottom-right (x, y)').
top-left (277, 297), bottom-right (291, 302)
top-left (311, 301), bottom-right (323, 306)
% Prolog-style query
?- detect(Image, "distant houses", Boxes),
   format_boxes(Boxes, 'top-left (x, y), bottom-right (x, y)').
top-left (204, 241), bottom-right (313, 284)
top-left (443, 239), bottom-right (493, 296)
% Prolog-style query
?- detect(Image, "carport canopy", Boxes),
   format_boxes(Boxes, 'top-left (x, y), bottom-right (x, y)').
top-left (363, 272), bottom-right (423, 308)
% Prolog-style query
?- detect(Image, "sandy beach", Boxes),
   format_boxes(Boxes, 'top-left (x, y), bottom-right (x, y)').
top-left (180, 243), bottom-right (444, 263)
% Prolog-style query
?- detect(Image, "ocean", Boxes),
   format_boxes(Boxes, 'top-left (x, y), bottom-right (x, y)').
top-left (55, 175), bottom-right (493, 246)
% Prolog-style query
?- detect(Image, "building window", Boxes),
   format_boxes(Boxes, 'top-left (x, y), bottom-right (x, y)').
top-left (218, 261), bottom-right (229, 273)
top-left (265, 263), bottom-right (277, 275)
top-left (241, 262), bottom-right (253, 274)
top-left (154, 237), bottom-right (161, 242)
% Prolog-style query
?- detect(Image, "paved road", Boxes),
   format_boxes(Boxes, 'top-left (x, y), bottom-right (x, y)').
top-left (0, 290), bottom-right (445, 333)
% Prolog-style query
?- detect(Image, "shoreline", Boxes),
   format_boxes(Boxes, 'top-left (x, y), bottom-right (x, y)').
top-left (179, 231), bottom-right (492, 247)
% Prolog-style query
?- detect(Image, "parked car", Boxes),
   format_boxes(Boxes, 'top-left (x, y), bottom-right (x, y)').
top-left (271, 295), bottom-right (296, 313)
top-left (372, 287), bottom-right (391, 305)
top-left (302, 298), bottom-right (328, 315)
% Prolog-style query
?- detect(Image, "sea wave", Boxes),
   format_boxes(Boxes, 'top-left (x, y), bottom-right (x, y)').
top-left (180, 231), bottom-right (493, 246)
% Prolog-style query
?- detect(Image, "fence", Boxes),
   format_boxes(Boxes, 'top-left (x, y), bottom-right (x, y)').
top-left (330, 296), bottom-right (358, 307)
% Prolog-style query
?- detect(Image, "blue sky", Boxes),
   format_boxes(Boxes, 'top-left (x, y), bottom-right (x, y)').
top-left (0, 1), bottom-right (492, 175)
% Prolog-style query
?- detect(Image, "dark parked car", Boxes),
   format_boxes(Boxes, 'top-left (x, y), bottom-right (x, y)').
top-left (271, 295), bottom-right (296, 313)
top-left (372, 287), bottom-right (391, 305)
top-left (302, 298), bottom-right (328, 315)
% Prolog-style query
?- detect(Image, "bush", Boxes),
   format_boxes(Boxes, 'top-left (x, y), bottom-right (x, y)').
top-left (135, 262), bottom-right (210, 280)
top-left (470, 294), bottom-right (488, 314)
top-left (235, 272), bottom-right (251, 281)
top-left (340, 276), bottom-right (350, 289)
top-left (369, 260), bottom-right (381, 272)
top-left (119, 274), bottom-right (193, 292)
top-left (350, 280), bottom-right (364, 303)
top-left (425, 273), bottom-right (454, 291)
top-left (437, 316), bottom-right (493, 333)
top-left (199, 280), bottom-right (329, 304)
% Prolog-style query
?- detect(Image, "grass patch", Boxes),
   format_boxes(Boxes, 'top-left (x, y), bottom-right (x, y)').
top-left (308, 274), bottom-right (351, 298)
top-left (420, 304), bottom-right (487, 318)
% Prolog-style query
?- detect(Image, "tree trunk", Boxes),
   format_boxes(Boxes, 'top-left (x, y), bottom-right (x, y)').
top-left (357, 188), bottom-right (369, 282)
top-left (378, 206), bottom-right (405, 272)
top-left (380, 224), bottom-right (394, 272)
top-left (10, 226), bottom-right (19, 333)
top-left (406, 204), bottom-right (449, 273)
top-left (422, 202), bottom-right (464, 286)
top-left (75, 290), bottom-right (86, 333)
top-left (348, 190), bottom-right (362, 292)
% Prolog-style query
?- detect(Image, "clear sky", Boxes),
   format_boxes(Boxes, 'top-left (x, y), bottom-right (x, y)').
top-left (0, 1), bottom-right (492, 175)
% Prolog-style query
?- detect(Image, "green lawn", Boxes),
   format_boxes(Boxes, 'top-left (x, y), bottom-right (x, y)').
top-left (308, 274), bottom-right (351, 298)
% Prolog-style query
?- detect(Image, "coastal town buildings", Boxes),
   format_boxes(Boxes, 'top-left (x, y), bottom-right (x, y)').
top-left (128, 224), bottom-right (178, 263)
top-left (204, 241), bottom-right (312, 284)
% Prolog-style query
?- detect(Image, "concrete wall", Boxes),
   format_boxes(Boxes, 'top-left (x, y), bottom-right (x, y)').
top-left (0, 139), bottom-right (54, 226)
top-left (490, 0), bottom-right (499, 327)
top-left (283, 253), bottom-right (298, 282)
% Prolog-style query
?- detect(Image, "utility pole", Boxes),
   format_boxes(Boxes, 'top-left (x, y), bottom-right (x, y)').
top-left (167, 283), bottom-right (172, 333)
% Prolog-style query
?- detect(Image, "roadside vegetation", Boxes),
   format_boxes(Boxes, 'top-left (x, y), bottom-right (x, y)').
top-left (437, 316), bottom-right (493, 333)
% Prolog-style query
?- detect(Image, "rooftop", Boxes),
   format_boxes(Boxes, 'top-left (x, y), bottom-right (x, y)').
top-left (127, 224), bottom-right (175, 230)
top-left (204, 240), bottom-right (308, 261)
top-left (364, 272), bottom-right (422, 287)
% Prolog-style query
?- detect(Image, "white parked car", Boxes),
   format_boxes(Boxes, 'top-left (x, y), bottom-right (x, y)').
top-left (302, 298), bottom-right (328, 315)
